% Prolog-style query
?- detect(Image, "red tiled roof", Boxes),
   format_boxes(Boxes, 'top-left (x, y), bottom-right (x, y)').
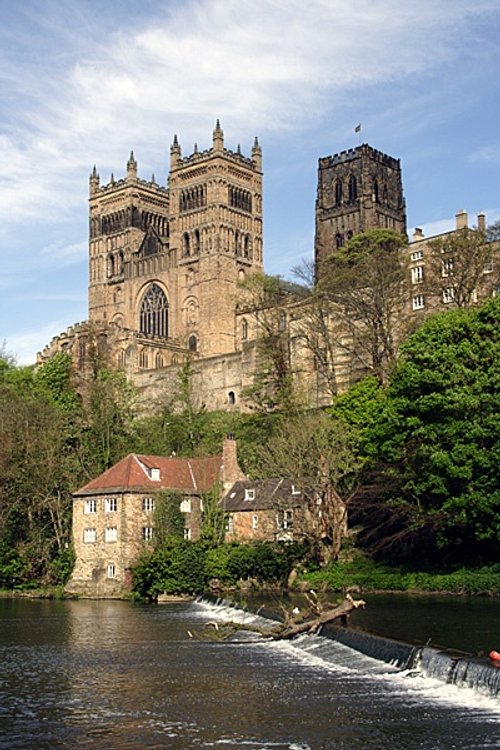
top-left (74, 453), bottom-right (223, 496)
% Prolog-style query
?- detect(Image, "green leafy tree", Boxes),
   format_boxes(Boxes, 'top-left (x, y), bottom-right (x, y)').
top-left (365, 297), bottom-right (500, 564)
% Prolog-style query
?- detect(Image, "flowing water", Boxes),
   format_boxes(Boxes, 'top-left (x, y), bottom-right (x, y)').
top-left (0, 597), bottom-right (499, 750)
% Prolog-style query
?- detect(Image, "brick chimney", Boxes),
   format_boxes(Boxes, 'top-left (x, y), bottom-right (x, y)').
top-left (222, 434), bottom-right (245, 491)
top-left (412, 227), bottom-right (424, 240)
top-left (456, 210), bottom-right (468, 230)
top-left (477, 212), bottom-right (486, 233)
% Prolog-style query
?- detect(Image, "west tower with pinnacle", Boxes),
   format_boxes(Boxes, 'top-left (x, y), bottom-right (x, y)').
top-left (314, 144), bottom-right (407, 276)
top-left (86, 121), bottom-right (263, 364)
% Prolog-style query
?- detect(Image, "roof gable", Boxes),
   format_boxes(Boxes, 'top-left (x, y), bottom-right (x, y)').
top-left (74, 453), bottom-right (222, 496)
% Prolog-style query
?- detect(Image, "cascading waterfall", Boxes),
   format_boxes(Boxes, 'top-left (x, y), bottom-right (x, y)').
top-left (198, 596), bottom-right (500, 699)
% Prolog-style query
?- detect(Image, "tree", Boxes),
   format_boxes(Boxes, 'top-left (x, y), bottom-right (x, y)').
top-left (424, 227), bottom-right (498, 308)
top-left (486, 219), bottom-right (500, 243)
top-left (362, 297), bottom-right (500, 565)
top-left (254, 410), bottom-right (362, 563)
top-left (317, 229), bottom-right (411, 386)
top-left (238, 273), bottom-right (304, 413)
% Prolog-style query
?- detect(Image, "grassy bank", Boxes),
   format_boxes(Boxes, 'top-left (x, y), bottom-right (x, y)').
top-left (299, 558), bottom-right (500, 597)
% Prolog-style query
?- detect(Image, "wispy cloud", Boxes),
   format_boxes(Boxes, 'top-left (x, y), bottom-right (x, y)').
top-left (4, 320), bottom-right (71, 366)
top-left (468, 145), bottom-right (500, 163)
top-left (40, 240), bottom-right (87, 266)
top-left (1, 0), bottom-right (498, 227)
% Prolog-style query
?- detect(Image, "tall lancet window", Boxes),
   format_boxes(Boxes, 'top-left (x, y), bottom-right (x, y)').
top-left (139, 283), bottom-right (169, 338)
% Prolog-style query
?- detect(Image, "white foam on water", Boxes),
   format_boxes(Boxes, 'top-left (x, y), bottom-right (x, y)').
top-left (194, 599), bottom-right (500, 717)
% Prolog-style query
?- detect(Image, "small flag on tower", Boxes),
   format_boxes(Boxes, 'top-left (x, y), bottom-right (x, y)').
top-left (354, 123), bottom-right (361, 133)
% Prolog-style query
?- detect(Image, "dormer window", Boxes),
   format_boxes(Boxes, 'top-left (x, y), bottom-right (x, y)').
top-left (244, 488), bottom-right (255, 502)
top-left (149, 468), bottom-right (160, 481)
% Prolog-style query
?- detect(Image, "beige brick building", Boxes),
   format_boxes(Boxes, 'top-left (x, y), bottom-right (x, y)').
top-left (66, 435), bottom-right (244, 597)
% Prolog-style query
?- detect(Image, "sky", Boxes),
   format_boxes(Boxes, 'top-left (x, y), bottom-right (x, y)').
top-left (1, 0), bottom-right (500, 364)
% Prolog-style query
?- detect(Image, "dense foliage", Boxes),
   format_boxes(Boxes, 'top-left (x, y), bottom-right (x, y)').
top-left (132, 539), bottom-right (308, 599)
top-left (0, 294), bottom-right (498, 592)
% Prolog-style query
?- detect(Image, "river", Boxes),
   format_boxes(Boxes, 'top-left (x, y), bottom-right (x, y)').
top-left (0, 596), bottom-right (499, 750)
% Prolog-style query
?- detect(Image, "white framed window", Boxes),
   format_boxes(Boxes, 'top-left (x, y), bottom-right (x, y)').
top-left (107, 564), bottom-right (116, 579)
top-left (483, 256), bottom-right (493, 274)
top-left (183, 527), bottom-right (192, 541)
top-left (105, 527), bottom-right (117, 542)
top-left (276, 509), bottom-right (294, 530)
top-left (411, 250), bottom-right (424, 261)
top-left (105, 498), bottom-right (117, 513)
top-left (180, 498), bottom-right (192, 513)
top-left (412, 295), bottom-right (425, 311)
top-left (84, 499), bottom-right (97, 514)
top-left (443, 287), bottom-right (455, 304)
top-left (83, 528), bottom-right (96, 543)
top-left (442, 257), bottom-right (454, 277)
top-left (226, 514), bottom-right (234, 533)
top-left (142, 497), bottom-right (155, 512)
top-left (252, 514), bottom-right (258, 530)
top-left (244, 488), bottom-right (255, 502)
top-left (142, 527), bottom-right (154, 541)
top-left (411, 266), bottom-right (424, 284)
top-left (149, 468), bottom-right (160, 481)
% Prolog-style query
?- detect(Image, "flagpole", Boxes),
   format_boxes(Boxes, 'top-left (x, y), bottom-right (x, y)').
top-left (355, 123), bottom-right (362, 145)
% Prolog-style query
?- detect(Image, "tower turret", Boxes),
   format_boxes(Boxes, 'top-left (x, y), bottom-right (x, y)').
top-left (170, 134), bottom-right (181, 169)
top-left (251, 136), bottom-right (262, 171)
top-left (212, 119), bottom-right (224, 152)
top-left (89, 165), bottom-right (100, 195)
top-left (126, 150), bottom-right (138, 181)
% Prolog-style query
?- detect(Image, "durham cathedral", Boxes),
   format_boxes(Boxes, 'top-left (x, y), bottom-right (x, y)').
top-left (37, 121), bottom-right (496, 410)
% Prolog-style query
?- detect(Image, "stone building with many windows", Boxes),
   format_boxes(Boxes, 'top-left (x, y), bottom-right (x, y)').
top-left (38, 127), bottom-right (499, 411)
top-left (66, 435), bottom-right (245, 597)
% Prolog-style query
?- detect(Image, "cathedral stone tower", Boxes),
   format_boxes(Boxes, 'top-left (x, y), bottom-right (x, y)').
top-left (314, 144), bottom-right (406, 275)
top-left (87, 122), bottom-right (263, 365)
top-left (88, 153), bottom-right (171, 332)
top-left (168, 121), bottom-right (263, 356)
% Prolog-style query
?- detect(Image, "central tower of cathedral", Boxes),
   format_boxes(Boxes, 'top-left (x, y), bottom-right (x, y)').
top-left (314, 144), bottom-right (406, 277)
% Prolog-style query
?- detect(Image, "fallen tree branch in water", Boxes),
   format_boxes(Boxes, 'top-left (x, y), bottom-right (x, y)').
top-left (202, 594), bottom-right (365, 642)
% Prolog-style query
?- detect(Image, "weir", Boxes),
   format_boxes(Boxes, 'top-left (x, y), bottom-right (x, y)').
top-left (198, 597), bottom-right (500, 699)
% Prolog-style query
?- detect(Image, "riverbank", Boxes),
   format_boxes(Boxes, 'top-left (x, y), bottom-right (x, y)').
top-left (299, 559), bottom-right (500, 597)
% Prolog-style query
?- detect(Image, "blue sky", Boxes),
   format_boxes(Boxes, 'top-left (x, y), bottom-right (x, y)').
top-left (2, 0), bottom-right (500, 364)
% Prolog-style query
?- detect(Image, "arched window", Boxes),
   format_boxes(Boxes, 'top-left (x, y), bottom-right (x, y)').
top-left (346, 230), bottom-right (353, 241)
top-left (117, 350), bottom-right (126, 369)
top-left (279, 311), bottom-right (286, 331)
top-left (139, 283), bottom-right (168, 338)
top-left (348, 175), bottom-right (357, 202)
top-left (139, 350), bottom-right (149, 369)
top-left (155, 352), bottom-right (165, 369)
top-left (188, 335), bottom-right (198, 352)
top-left (194, 229), bottom-right (200, 254)
top-left (372, 178), bottom-right (379, 204)
top-left (183, 233), bottom-right (190, 256)
top-left (336, 233), bottom-right (344, 249)
top-left (335, 179), bottom-right (343, 207)
top-left (228, 391), bottom-right (236, 405)
top-left (242, 319), bottom-right (248, 341)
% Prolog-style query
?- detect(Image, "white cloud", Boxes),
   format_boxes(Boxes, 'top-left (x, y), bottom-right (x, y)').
top-left (5, 321), bottom-right (71, 366)
top-left (1, 0), bottom-right (498, 227)
top-left (468, 145), bottom-right (500, 163)
top-left (40, 240), bottom-right (87, 266)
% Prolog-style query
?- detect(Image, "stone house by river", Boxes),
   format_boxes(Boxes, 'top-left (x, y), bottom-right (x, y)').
top-left (222, 478), bottom-right (312, 544)
top-left (66, 435), bottom-right (244, 597)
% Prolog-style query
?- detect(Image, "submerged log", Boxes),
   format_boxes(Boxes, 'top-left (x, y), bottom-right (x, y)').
top-left (203, 594), bottom-right (365, 642)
